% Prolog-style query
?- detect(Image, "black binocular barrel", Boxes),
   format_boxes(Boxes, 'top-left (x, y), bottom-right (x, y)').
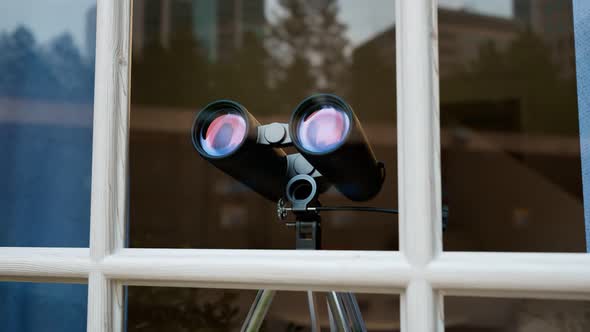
top-left (289, 94), bottom-right (384, 201)
top-left (191, 100), bottom-right (288, 201)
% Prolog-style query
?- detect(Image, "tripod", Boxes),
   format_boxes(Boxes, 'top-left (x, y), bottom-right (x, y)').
top-left (240, 212), bottom-right (367, 332)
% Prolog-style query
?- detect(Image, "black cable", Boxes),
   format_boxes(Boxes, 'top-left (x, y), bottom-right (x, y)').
top-left (310, 206), bottom-right (399, 214)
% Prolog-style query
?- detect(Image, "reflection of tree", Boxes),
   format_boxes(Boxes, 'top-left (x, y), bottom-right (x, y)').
top-left (48, 33), bottom-right (94, 101)
top-left (268, 0), bottom-right (349, 112)
top-left (132, 43), bottom-right (174, 106)
top-left (311, 0), bottom-right (349, 92)
top-left (168, 25), bottom-right (211, 107)
top-left (132, 23), bottom-right (211, 107)
top-left (442, 31), bottom-right (579, 136)
top-left (128, 287), bottom-right (241, 332)
top-left (349, 36), bottom-right (396, 122)
top-left (267, 0), bottom-right (315, 111)
top-left (132, 11), bottom-right (274, 112)
top-left (132, 0), bottom-right (351, 115)
top-left (209, 31), bottom-right (275, 114)
top-left (0, 26), bottom-right (94, 102)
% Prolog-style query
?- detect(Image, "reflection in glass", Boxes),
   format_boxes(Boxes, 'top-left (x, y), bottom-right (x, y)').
top-left (445, 296), bottom-right (590, 332)
top-left (298, 106), bottom-right (351, 153)
top-left (436, 1), bottom-right (583, 252)
top-left (0, 2), bottom-right (95, 330)
top-left (200, 112), bottom-right (247, 157)
top-left (0, 1), bottom-right (96, 247)
top-left (127, 286), bottom-right (399, 331)
top-left (0, 282), bottom-right (87, 332)
top-left (130, 0), bottom-right (398, 250)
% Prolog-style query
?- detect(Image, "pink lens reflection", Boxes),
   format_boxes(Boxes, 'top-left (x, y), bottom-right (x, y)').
top-left (200, 113), bottom-right (247, 156)
top-left (298, 106), bottom-right (350, 153)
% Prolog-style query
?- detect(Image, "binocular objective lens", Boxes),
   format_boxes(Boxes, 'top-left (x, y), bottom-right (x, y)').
top-left (200, 113), bottom-right (247, 157)
top-left (297, 106), bottom-right (350, 153)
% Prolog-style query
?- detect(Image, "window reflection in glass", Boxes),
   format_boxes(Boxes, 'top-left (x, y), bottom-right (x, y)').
top-left (127, 286), bottom-right (399, 331)
top-left (0, 2), bottom-right (95, 331)
top-left (0, 1), bottom-right (95, 246)
top-left (437, 0), bottom-right (583, 252)
top-left (445, 296), bottom-right (590, 332)
top-left (129, 0), bottom-right (398, 250)
top-left (0, 282), bottom-right (88, 332)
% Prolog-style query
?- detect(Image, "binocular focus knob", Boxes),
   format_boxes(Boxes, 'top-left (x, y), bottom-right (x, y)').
top-left (264, 123), bottom-right (286, 144)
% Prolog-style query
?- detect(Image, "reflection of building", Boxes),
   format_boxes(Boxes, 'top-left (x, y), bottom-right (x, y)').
top-left (128, 105), bottom-right (585, 253)
top-left (514, 0), bottom-right (574, 38)
top-left (353, 9), bottom-right (521, 78)
top-left (85, 5), bottom-right (97, 62)
top-left (133, 0), bottom-right (265, 62)
top-left (354, 3), bottom-right (577, 79)
top-left (438, 9), bottom-right (519, 77)
top-left (513, 0), bottom-right (575, 77)
top-left (513, 0), bottom-right (533, 25)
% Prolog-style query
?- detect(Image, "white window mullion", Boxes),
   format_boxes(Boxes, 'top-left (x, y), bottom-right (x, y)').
top-left (430, 252), bottom-right (590, 299)
top-left (0, 248), bottom-right (90, 283)
top-left (88, 0), bottom-right (132, 331)
top-left (102, 248), bottom-right (411, 292)
top-left (396, 0), bottom-right (443, 331)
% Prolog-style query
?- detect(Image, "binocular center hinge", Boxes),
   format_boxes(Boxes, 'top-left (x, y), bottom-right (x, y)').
top-left (257, 123), bottom-right (292, 147)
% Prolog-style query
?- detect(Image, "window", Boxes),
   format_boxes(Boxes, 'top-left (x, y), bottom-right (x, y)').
top-left (129, 0), bottom-right (398, 252)
top-left (0, 1), bottom-right (95, 330)
top-left (1, 1), bottom-right (589, 332)
top-left (439, 1), bottom-right (583, 253)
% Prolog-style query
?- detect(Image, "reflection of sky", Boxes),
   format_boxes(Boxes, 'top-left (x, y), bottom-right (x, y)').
top-left (0, 0), bottom-right (95, 51)
top-left (0, 0), bottom-right (511, 52)
top-left (268, 0), bottom-right (512, 46)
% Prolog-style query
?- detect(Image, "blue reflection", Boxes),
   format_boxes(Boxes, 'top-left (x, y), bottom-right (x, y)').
top-left (0, 124), bottom-right (92, 247)
top-left (0, 283), bottom-right (87, 332)
top-left (0, 3), bottom-right (96, 331)
top-left (574, 0), bottom-right (590, 251)
top-left (0, 26), bottom-right (94, 102)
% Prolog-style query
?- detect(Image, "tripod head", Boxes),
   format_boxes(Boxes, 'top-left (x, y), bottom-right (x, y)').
top-left (282, 174), bottom-right (323, 250)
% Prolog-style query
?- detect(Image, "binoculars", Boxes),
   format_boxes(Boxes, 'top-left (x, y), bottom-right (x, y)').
top-left (191, 94), bottom-right (385, 203)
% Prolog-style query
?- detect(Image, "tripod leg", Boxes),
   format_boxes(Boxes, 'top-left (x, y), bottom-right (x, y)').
top-left (307, 291), bottom-right (321, 332)
top-left (327, 301), bottom-right (337, 332)
top-left (241, 289), bottom-right (275, 332)
top-left (326, 291), bottom-right (351, 332)
top-left (339, 293), bottom-right (367, 332)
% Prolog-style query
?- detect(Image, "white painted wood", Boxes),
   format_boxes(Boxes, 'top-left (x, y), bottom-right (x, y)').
top-left (102, 249), bottom-right (410, 293)
top-left (1, 248), bottom-right (589, 300)
top-left (89, 0), bottom-right (131, 262)
top-left (0, 248), bottom-right (90, 282)
top-left (403, 281), bottom-right (439, 332)
top-left (440, 289), bottom-right (590, 301)
top-left (429, 252), bottom-right (590, 298)
top-left (88, 272), bottom-right (112, 332)
top-left (396, 0), bottom-right (443, 331)
top-left (87, 0), bottom-right (132, 330)
top-left (396, 0), bottom-right (442, 269)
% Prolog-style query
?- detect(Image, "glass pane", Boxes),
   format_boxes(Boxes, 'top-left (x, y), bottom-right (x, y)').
top-left (438, 1), bottom-right (585, 251)
top-left (0, 282), bottom-right (87, 332)
top-left (129, 0), bottom-right (398, 250)
top-left (128, 286), bottom-right (399, 331)
top-left (445, 296), bottom-right (590, 331)
top-left (0, 1), bottom-right (96, 247)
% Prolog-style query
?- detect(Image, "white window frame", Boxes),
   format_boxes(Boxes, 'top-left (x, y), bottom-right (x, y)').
top-left (1, 1), bottom-right (590, 331)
